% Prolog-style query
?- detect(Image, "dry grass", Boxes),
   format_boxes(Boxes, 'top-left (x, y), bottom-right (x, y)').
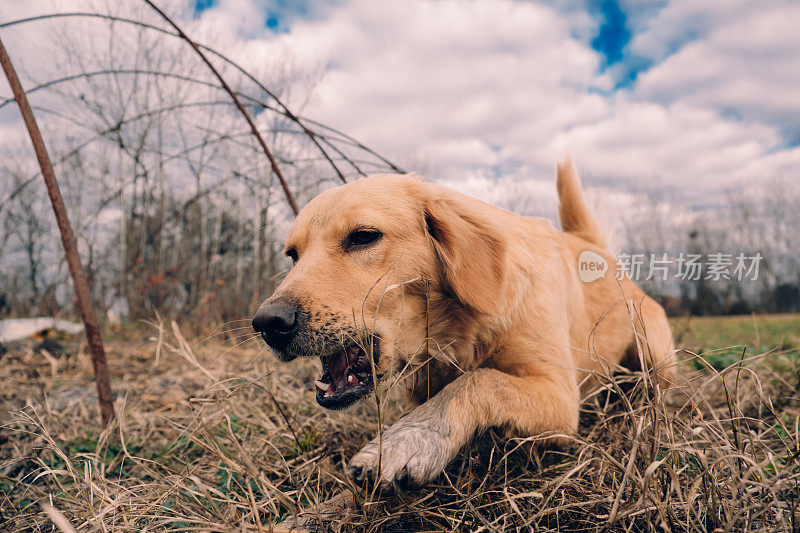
top-left (1, 316), bottom-right (799, 532)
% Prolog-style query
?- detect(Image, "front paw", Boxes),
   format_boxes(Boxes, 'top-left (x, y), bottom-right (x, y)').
top-left (347, 420), bottom-right (455, 490)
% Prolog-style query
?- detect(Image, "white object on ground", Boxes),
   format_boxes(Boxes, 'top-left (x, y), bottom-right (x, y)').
top-left (0, 318), bottom-right (84, 343)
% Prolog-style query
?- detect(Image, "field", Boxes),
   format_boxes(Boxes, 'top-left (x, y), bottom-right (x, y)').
top-left (1, 313), bottom-right (799, 532)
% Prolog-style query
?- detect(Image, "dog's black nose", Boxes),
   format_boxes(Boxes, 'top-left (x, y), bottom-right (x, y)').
top-left (252, 304), bottom-right (299, 351)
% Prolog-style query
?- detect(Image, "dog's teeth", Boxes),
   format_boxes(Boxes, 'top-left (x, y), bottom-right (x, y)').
top-left (325, 388), bottom-right (334, 397)
top-left (315, 380), bottom-right (328, 392)
top-left (347, 374), bottom-right (358, 385)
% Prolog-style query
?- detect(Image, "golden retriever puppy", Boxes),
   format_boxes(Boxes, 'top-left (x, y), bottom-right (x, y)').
top-left (252, 159), bottom-right (675, 489)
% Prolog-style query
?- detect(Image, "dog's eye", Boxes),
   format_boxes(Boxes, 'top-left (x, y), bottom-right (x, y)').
top-left (345, 229), bottom-right (382, 250)
top-left (285, 248), bottom-right (298, 263)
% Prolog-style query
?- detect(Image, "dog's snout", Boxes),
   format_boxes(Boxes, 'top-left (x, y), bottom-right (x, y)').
top-left (252, 304), bottom-right (299, 351)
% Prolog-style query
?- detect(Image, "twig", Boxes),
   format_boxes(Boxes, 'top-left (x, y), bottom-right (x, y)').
top-left (0, 34), bottom-right (115, 426)
top-left (2, 12), bottom-right (406, 176)
top-left (141, 0), bottom-right (299, 215)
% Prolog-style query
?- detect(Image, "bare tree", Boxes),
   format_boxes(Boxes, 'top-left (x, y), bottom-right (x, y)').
top-left (0, 3), bottom-right (400, 321)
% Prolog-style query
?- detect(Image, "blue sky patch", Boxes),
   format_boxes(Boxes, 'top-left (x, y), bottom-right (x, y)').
top-left (194, 0), bottom-right (216, 15)
top-left (591, 0), bottom-right (630, 68)
top-left (588, 0), bottom-right (653, 90)
top-left (262, 1), bottom-right (320, 33)
top-left (265, 12), bottom-right (289, 32)
top-left (192, 0), bottom-right (319, 32)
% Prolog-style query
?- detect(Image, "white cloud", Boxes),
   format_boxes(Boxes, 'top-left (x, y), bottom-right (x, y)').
top-left (625, 0), bottom-right (747, 60)
top-left (630, 0), bottom-right (800, 139)
top-left (2, 0), bottom-right (799, 209)
top-left (220, 0), bottom-right (603, 181)
top-left (550, 99), bottom-right (800, 189)
top-left (194, 0), bottom-right (800, 201)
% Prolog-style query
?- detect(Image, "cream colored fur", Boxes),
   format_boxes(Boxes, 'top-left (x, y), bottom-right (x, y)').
top-left (260, 159), bottom-right (676, 488)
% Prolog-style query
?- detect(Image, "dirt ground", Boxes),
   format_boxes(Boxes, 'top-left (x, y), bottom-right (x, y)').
top-left (1, 316), bottom-right (799, 531)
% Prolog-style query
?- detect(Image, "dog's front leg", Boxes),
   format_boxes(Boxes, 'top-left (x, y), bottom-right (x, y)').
top-left (348, 395), bottom-right (461, 490)
top-left (348, 366), bottom-right (578, 489)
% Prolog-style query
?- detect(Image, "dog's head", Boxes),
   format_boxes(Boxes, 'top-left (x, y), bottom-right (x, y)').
top-left (252, 174), bottom-right (506, 409)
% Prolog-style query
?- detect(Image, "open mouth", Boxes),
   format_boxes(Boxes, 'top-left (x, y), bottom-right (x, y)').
top-left (315, 337), bottom-right (379, 410)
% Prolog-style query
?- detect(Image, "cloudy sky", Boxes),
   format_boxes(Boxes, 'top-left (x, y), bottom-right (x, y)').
top-left (181, 0), bottom-right (800, 198)
top-left (2, 0), bottom-right (799, 208)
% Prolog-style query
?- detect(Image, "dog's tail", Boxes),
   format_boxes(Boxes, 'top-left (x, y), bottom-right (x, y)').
top-left (556, 158), bottom-right (606, 249)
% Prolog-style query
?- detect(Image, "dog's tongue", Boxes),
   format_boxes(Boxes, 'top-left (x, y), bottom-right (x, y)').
top-left (328, 349), bottom-right (349, 390)
top-left (328, 345), bottom-right (361, 390)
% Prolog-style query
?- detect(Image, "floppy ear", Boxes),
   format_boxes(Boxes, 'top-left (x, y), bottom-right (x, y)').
top-left (424, 191), bottom-right (507, 315)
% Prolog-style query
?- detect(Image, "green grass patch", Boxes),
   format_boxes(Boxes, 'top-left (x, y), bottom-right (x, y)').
top-left (672, 313), bottom-right (800, 352)
top-left (671, 313), bottom-right (800, 370)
